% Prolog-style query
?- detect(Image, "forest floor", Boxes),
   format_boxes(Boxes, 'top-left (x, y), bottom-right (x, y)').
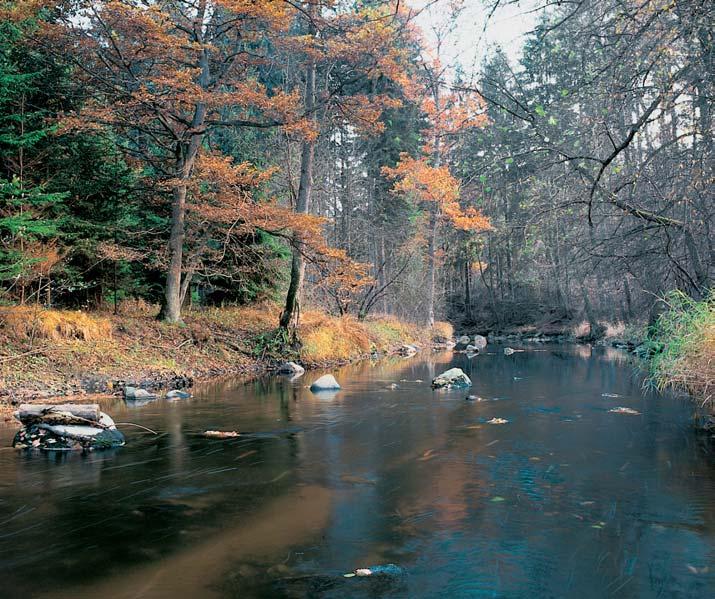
top-left (0, 303), bottom-right (450, 416)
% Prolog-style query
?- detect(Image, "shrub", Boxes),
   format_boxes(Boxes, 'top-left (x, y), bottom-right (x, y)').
top-left (647, 290), bottom-right (714, 406)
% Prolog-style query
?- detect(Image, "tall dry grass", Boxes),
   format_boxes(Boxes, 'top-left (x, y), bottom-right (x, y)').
top-left (0, 307), bottom-right (112, 341)
top-left (647, 290), bottom-right (714, 407)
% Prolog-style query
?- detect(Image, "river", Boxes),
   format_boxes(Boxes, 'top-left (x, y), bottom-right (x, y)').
top-left (1, 345), bottom-right (714, 598)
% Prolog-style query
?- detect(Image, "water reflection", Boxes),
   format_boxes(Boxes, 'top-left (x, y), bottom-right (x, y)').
top-left (0, 345), bottom-right (714, 598)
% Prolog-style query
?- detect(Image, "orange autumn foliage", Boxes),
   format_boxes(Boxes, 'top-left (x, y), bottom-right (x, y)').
top-left (383, 155), bottom-right (491, 232)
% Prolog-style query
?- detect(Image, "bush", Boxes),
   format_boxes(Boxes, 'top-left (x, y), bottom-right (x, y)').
top-left (647, 290), bottom-right (714, 406)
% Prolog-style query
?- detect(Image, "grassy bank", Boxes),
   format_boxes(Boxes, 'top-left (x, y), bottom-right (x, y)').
top-left (0, 303), bottom-right (448, 408)
top-left (645, 291), bottom-right (714, 408)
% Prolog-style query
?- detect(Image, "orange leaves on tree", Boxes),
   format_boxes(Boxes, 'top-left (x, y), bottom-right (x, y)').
top-left (383, 154), bottom-right (490, 232)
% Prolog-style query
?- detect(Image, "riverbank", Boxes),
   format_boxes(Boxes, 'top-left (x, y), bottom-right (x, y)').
top-left (644, 291), bottom-right (714, 410)
top-left (0, 303), bottom-right (449, 413)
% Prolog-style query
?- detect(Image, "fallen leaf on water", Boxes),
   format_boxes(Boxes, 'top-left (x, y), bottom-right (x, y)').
top-left (609, 407), bottom-right (641, 415)
top-left (487, 418), bottom-right (509, 425)
top-left (236, 450), bottom-right (257, 460)
top-left (686, 565), bottom-right (709, 574)
top-left (203, 430), bottom-right (240, 439)
top-left (418, 449), bottom-right (436, 461)
top-left (491, 496), bottom-right (505, 502)
top-left (529, 457), bottom-right (541, 461)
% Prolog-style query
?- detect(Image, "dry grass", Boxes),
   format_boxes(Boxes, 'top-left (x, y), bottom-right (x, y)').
top-left (648, 291), bottom-right (715, 407)
top-left (0, 307), bottom-right (112, 341)
top-left (0, 303), bottom-right (433, 399)
top-left (571, 320), bottom-right (590, 338)
top-left (432, 320), bottom-right (454, 342)
top-left (603, 321), bottom-right (626, 338)
top-left (299, 311), bottom-right (432, 364)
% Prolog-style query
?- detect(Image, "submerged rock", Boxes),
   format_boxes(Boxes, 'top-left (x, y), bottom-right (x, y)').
top-left (310, 374), bottom-right (341, 392)
top-left (345, 564), bottom-right (405, 578)
top-left (277, 361), bottom-right (305, 376)
top-left (432, 367), bottom-right (472, 389)
top-left (166, 389), bottom-right (191, 399)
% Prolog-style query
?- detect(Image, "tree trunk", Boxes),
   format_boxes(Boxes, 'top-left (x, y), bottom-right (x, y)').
top-left (426, 81), bottom-right (442, 328)
top-left (159, 2), bottom-right (209, 323)
top-left (280, 4), bottom-right (317, 331)
top-left (162, 181), bottom-right (187, 323)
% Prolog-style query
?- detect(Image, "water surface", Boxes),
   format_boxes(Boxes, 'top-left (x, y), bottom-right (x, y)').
top-left (1, 345), bottom-right (714, 598)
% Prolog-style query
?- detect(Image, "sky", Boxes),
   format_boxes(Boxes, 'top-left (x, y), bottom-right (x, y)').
top-left (410, 0), bottom-right (541, 79)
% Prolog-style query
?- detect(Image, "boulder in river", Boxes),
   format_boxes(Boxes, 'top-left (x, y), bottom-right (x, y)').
top-left (454, 335), bottom-right (472, 351)
top-left (12, 404), bottom-right (125, 451)
top-left (397, 344), bottom-right (417, 356)
top-left (310, 374), bottom-right (341, 392)
top-left (473, 335), bottom-right (488, 350)
top-left (278, 361), bottom-right (305, 376)
top-left (432, 368), bottom-right (472, 389)
top-left (166, 389), bottom-right (191, 399)
top-left (503, 347), bottom-right (516, 356)
top-left (124, 386), bottom-right (156, 400)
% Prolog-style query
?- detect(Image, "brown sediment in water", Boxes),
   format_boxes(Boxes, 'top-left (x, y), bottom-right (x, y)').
top-left (38, 484), bottom-right (332, 599)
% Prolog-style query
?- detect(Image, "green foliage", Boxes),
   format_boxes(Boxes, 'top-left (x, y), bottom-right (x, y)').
top-left (645, 290), bottom-right (715, 396)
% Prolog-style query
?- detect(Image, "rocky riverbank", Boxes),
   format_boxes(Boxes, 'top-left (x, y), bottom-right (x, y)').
top-left (0, 304), bottom-right (450, 415)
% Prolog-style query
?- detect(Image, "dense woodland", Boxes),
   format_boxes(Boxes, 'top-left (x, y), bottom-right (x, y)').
top-left (0, 0), bottom-right (712, 334)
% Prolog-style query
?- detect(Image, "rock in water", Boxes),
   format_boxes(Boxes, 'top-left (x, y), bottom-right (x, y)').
top-left (465, 344), bottom-right (479, 353)
top-left (166, 389), bottom-right (192, 399)
top-left (13, 411), bottom-right (125, 451)
top-left (278, 361), bottom-right (305, 375)
top-left (124, 386), bottom-right (156, 400)
top-left (473, 335), bottom-right (488, 350)
top-left (503, 347), bottom-right (516, 356)
top-left (397, 344), bottom-right (417, 356)
top-left (454, 335), bottom-right (472, 351)
top-left (310, 374), bottom-right (341, 392)
top-left (432, 368), bottom-right (472, 389)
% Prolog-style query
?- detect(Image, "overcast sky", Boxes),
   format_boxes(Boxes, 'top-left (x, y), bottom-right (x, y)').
top-left (410, 0), bottom-right (541, 79)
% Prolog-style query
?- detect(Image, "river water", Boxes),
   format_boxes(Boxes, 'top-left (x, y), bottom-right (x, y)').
top-left (1, 345), bottom-right (714, 598)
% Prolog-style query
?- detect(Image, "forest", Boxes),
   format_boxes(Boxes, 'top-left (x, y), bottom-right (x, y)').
top-left (1, 2), bottom-right (715, 596)
top-left (0, 0), bottom-right (712, 396)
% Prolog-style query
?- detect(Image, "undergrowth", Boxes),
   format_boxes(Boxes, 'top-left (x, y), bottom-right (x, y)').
top-left (646, 290), bottom-right (714, 407)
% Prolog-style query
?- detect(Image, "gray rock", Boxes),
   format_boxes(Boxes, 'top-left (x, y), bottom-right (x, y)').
top-left (124, 386), bottom-right (156, 400)
top-left (432, 368), bottom-right (472, 389)
top-left (310, 374), bottom-right (341, 392)
top-left (473, 335), bottom-right (488, 350)
top-left (503, 347), bottom-right (516, 356)
top-left (278, 361), bottom-right (305, 375)
top-left (398, 344), bottom-right (417, 356)
top-left (166, 389), bottom-right (192, 399)
top-left (465, 344), bottom-right (479, 353)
